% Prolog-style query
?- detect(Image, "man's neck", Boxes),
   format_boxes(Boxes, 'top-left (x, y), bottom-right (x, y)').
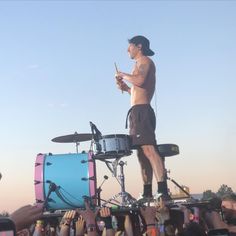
top-left (134, 53), bottom-right (145, 63)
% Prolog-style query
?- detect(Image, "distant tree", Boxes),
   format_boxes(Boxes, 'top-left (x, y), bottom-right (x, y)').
top-left (202, 190), bottom-right (217, 201)
top-left (217, 184), bottom-right (234, 198)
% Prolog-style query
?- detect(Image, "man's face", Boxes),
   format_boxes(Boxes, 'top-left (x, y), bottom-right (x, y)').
top-left (127, 43), bottom-right (140, 59)
top-left (222, 200), bottom-right (234, 210)
top-left (222, 200), bottom-right (236, 221)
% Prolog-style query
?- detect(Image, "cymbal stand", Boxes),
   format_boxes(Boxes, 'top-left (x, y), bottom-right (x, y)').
top-left (119, 161), bottom-right (127, 205)
top-left (75, 142), bottom-right (80, 153)
top-left (96, 175), bottom-right (108, 207)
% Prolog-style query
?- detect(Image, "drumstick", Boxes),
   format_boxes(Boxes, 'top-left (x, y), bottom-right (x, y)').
top-left (115, 62), bottom-right (123, 94)
top-left (114, 62), bottom-right (118, 73)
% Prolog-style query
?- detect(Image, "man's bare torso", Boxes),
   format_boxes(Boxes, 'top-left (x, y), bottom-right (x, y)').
top-left (130, 56), bottom-right (156, 106)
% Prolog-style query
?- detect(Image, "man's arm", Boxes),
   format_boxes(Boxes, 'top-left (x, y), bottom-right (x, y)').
top-left (77, 201), bottom-right (99, 236)
top-left (10, 205), bottom-right (43, 232)
top-left (117, 61), bottom-right (150, 87)
top-left (205, 211), bottom-right (230, 229)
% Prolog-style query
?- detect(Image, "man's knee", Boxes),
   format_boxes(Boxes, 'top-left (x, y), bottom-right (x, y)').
top-left (141, 145), bottom-right (155, 158)
top-left (137, 148), bottom-right (147, 164)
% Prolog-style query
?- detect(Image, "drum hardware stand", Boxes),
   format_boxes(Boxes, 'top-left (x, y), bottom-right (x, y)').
top-left (162, 156), bottom-right (192, 200)
top-left (75, 142), bottom-right (80, 153)
top-left (43, 182), bottom-right (58, 210)
top-left (112, 157), bottom-right (121, 177)
top-left (100, 157), bottom-right (119, 177)
top-left (96, 175), bottom-right (109, 207)
top-left (167, 175), bottom-right (192, 199)
top-left (119, 161), bottom-right (128, 206)
top-left (104, 160), bottom-right (136, 207)
top-left (90, 121), bottom-right (102, 148)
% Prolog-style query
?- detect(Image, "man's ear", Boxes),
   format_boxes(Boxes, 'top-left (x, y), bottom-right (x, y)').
top-left (137, 44), bottom-right (142, 50)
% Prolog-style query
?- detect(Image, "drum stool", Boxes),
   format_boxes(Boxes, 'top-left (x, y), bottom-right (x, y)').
top-left (157, 144), bottom-right (191, 199)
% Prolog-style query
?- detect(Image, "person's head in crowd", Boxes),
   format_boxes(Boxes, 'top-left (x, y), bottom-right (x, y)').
top-left (183, 221), bottom-right (207, 236)
top-left (221, 193), bottom-right (236, 223)
top-left (221, 193), bottom-right (236, 207)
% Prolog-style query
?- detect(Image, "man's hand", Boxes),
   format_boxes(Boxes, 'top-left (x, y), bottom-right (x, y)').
top-left (77, 201), bottom-right (99, 225)
top-left (60, 210), bottom-right (76, 226)
top-left (99, 207), bottom-right (111, 218)
top-left (152, 198), bottom-right (170, 224)
top-left (115, 72), bottom-right (125, 80)
top-left (116, 77), bottom-right (130, 93)
top-left (10, 204), bottom-right (43, 232)
top-left (140, 206), bottom-right (157, 225)
top-left (75, 216), bottom-right (85, 236)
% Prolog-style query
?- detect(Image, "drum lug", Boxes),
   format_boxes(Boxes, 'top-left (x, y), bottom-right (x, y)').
top-left (116, 138), bottom-right (120, 152)
top-left (89, 176), bottom-right (95, 181)
top-left (81, 176), bottom-right (95, 181)
top-left (34, 180), bottom-right (41, 185)
top-left (103, 139), bottom-right (106, 152)
top-left (36, 199), bottom-right (44, 203)
top-left (81, 159), bottom-right (94, 164)
top-left (46, 162), bottom-right (52, 166)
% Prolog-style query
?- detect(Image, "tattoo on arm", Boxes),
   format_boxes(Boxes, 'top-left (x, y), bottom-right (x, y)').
top-left (138, 63), bottom-right (149, 80)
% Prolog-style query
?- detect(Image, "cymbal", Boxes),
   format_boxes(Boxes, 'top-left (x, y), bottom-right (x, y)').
top-left (51, 132), bottom-right (93, 143)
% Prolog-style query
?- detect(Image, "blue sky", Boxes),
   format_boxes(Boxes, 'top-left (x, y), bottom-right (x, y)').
top-left (0, 1), bottom-right (236, 212)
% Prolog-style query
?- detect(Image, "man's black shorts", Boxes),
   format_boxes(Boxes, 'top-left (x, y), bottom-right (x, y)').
top-left (128, 104), bottom-right (156, 148)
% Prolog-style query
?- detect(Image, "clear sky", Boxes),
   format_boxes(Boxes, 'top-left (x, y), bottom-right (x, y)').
top-left (0, 0), bottom-right (236, 213)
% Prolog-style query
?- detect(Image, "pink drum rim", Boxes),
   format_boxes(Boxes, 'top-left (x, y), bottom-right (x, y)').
top-left (88, 151), bottom-right (97, 204)
top-left (34, 154), bottom-right (45, 204)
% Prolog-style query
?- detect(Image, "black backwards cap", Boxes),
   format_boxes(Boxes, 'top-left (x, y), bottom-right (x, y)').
top-left (128, 35), bottom-right (155, 56)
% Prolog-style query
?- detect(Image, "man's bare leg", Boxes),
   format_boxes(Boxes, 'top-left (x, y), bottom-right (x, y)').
top-left (137, 148), bottom-right (153, 197)
top-left (141, 145), bottom-right (165, 181)
top-left (141, 145), bottom-right (170, 199)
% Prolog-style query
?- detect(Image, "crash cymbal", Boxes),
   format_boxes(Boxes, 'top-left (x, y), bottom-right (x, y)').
top-left (51, 132), bottom-right (93, 143)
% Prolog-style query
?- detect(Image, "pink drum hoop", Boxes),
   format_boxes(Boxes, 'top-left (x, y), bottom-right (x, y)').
top-left (34, 154), bottom-right (45, 204)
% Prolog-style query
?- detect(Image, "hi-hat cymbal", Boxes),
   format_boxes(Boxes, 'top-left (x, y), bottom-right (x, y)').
top-left (51, 132), bottom-right (93, 143)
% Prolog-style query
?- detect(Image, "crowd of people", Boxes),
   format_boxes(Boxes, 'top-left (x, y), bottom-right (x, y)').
top-left (1, 193), bottom-right (236, 236)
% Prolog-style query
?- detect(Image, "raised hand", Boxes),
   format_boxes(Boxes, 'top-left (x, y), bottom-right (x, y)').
top-left (60, 210), bottom-right (76, 226)
top-left (116, 78), bottom-right (130, 93)
top-left (76, 201), bottom-right (99, 236)
top-left (75, 216), bottom-right (85, 236)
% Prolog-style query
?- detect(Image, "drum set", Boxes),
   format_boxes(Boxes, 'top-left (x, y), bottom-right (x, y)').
top-left (34, 122), bottom-right (180, 212)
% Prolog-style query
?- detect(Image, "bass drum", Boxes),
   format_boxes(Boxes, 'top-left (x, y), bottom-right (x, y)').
top-left (34, 152), bottom-right (96, 210)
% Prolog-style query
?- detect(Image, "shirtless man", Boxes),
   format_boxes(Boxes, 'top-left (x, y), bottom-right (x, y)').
top-left (115, 35), bottom-right (170, 200)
